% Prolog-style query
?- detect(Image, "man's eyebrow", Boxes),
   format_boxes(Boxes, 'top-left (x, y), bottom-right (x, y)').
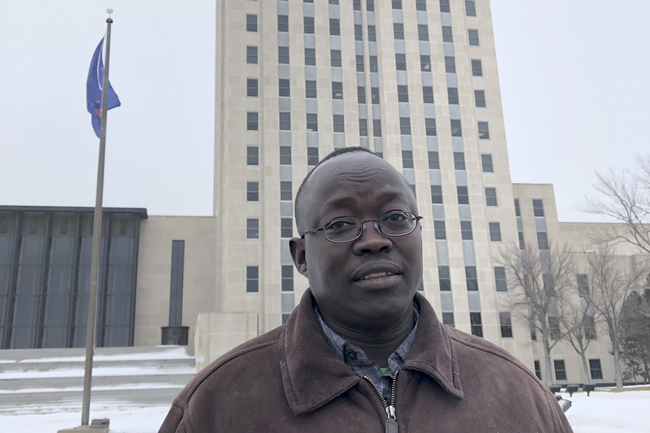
top-left (323, 190), bottom-right (405, 210)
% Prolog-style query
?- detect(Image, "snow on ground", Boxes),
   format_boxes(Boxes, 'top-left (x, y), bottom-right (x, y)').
top-left (0, 388), bottom-right (648, 432)
top-left (0, 365), bottom-right (195, 380)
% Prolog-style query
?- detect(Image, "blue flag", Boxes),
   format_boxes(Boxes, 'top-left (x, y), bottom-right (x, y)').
top-left (86, 38), bottom-right (121, 138)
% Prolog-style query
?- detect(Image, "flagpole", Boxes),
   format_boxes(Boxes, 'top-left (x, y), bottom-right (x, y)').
top-left (81, 13), bottom-right (113, 427)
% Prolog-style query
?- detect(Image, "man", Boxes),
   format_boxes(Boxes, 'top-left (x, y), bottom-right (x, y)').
top-left (159, 147), bottom-right (573, 433)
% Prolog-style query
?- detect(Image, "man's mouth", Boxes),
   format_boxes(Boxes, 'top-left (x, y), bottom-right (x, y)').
top-left (359, 271), bottom-right (395, 280)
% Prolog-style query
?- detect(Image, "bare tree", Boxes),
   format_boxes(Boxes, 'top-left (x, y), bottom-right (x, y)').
top-left (561, 300), bottom-right (596, 384)
top-left (583, 243), bottom-right (648, 388)
top-left (498, 241), bottom-right (575, 388)
top-left (584, 155), bottom-right (650, 254)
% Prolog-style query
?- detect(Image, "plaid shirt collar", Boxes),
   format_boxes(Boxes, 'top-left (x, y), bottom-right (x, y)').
top-left (314, 302), bottom-right (420, 400)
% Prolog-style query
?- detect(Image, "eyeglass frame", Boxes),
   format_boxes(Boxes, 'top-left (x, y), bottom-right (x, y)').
top-left (300, 211), bottom-right (423, 243)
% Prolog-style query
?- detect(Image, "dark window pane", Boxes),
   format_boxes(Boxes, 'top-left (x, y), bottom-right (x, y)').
top-left (247, 146), bottom-right (259, 166)
top-left (472, 59), bottom-right (483, 76)
top-left (305, 48), bottom-right (316, 66)
top-left (475, 90), bottom-right (486, 107)
top-left (423, 86), bottom-right (434, 104)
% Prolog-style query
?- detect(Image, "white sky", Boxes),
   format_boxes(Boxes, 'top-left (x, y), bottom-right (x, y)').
top-left (1, 0), bottom-right (649, 222)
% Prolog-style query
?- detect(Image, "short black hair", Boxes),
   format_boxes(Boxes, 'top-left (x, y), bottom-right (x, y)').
top-left (294, 147), bottom-right (382, 233)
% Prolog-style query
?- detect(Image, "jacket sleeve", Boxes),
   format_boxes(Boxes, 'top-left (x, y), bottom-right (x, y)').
top-left (158, 403), bottom-right (188, 433)
top-left (547, 392), bottom-right (574, 433)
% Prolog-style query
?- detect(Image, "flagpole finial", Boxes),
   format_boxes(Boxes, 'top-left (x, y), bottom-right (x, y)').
top-left (106, 8), bottom-right (113, 23)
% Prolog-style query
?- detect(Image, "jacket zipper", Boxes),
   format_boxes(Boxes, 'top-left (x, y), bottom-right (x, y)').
top-left (362, 370), bottom-right (399, 433)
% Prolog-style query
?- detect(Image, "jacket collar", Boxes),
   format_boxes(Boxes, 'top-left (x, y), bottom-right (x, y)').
top-left (279, 290), bottom-right (464, 416)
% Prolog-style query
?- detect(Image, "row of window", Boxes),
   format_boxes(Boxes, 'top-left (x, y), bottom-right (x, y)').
top-left (536, 359), bottom-right (603, 382)
top-left (246, 265), bottom-right (294, 293)
top-left (247, 146), bottom-right (319, 167)
top-left (274, 0), bottom-right (477, 16)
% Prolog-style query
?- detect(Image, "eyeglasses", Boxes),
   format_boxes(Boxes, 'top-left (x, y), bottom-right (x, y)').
top-left (300, 211), bottom-right (423, 243)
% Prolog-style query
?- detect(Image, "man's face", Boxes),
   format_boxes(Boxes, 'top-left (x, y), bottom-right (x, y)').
top-left (290, 152), bottom-right (423, 331)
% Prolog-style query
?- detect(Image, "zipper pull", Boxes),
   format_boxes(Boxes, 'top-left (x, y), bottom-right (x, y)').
top-left (385, 405), bottom-right (398, 433)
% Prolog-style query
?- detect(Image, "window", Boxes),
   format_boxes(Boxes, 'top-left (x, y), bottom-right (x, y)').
top-left (549, 316), bottom-right (560, 340)
top-left (357, 86), bottom-right (366, 103)
top-left (392, 0), bottom-right (402, 9)
top-left (418, 25), bottom-right (429, 41)
top-left (304, 17), bottom-right (315, 34)
top-left (589, 359), bottom-right (603, 380)
top-left (247, 182), bottom-right (259, 201)
top-left (420, 55), bottom-right (431, 71)
top-left (534, 361), bottom-right (542, 380)
top-left (306, 113), bottom-right (318, 131)
top-left (307, 147), bottom-right (319, 166)
top-left (397, 85), bottom-right (409, 103)
top-left (371, 87), bottom-right (380, 104)
top-left (278, 15), bottom-right (288, 32)
top-left (282, 265), bottom-right (294, 292)
top-left (465, 266), bottom-right (478, 291)
top-left (394, 23), bottom-right (404, 40)
top-left (428, 151), bottom-right (439, 169)
top-left (416, 0), bottom-right (426, 11)
top-left (514, 198), bottom-right (521, 216)
top-left (278, 46), bottom-right (290, 64)
top-left (353, 0), bottom-right (361, 10)
top-left (247, 146), bottom-right (259, 166)
top-left (423, 86), bottom-right (434, 104)
top-left (494, 267), bottom-right (507, 292)
top-left (537, 232), bottom-right (548, 250)
top-left (247, 79), bottom-right (258, 97)
top-left (281, 218), bottom-right (293, 238)
top-left (500, 313), bottom-right (513, 338)
top-left (355, 24), bottom-right (363, 41)
top-left (450, 119), bottom-right (462, 137)
top-left (447, 87), bottom-right (459, 105)
top-left (246, 219), bottom-right (259, 239)
top-left (279, 79), bottom-right (291, 97)
top-left (399, 117), bottom-right (411, 135)
top-left (470, 312), bottom-right (483, 337)
top-left (332, 82), bottom-right (343, 99)
top-left (333, 114), bottom-right (345, 133)
top-left (368, 25), bottom-right (376, 41)
top-left (478, 122), bottom-right (490, 139)
top-left (465, 1), bottom-right (476, 16)
top-left (330, 18), bottom-right (340, 36)
top-left (533, 199), bottom-right (545, 217)
top-left (247, 112), bottom-right (259, 131)
top-left (445, 56), bottom-right (456, 73)
top-left (373, 119), bottom-right (382, 137)
top-left (356, 55), bottom-right (365, 72)
top-left (369, 56), bottom-right (378, 72)
top-left (468, 29), bottom-right (479, 46)
top-left (439, 266), bottom-right (451, 291)
top-left (434, 220), bottom-right (446, 240)
top-left (485, 188), bottom-right (497, 206)
top-left (279, 145), bottom-right (291, 165)
top-left (359, 118), bottom-right (368, 136)
top-left (396, 54), bottom-right (407, 71)
top-left (442, 312), bottom-right (455, 327)
top-left (366, 0), bottom-right (374, 11)
top-left (471, 59), bottom-right (483, 76)
top-left (489, 222), bottom-right (502, 242)
top-left (246, 14), bottom-right (257, 32)
top-left (425, 118), bottom-right (437, 136)
top-left (402, 150), bottom-right (414, 169)
top-left (279, 112), bottom-right (291, 131)
top-left (280, 181), bottom-right (292, 201)
top-left (431, 185), bottom-right (443, 204)
top-left (247, 46), bottom-right (258, 64)
top-left (457, 186), bottom-right (469, 205)
top-left (481, 154), bottom-right (493, 172)
top-left (585, 316), bottom-right (597, 340)
top-left (305, 0), bottom-right (314, 2)
top-left (461, 221), bottom-right (473, 240)
top-left (442, 26), bottom-right (453, 43)
top-left (518, 231), bottom-right (525, 250)
top-left (246, 266), bottom-right (259, 293)
top-left (453, 152), bottom-right (465, 170)
top-left (305, 48), bottom-right (316, 66)
top-left (554, 360), bottom-right (566, 381)
top-left (305, 80), bottom-right (317, 98)
top-left (440, 0), bottom-right (450, 13)
top-left (475, 90), bottom-right (486, 107)
top-left (331, 50), bottom-right (342, 67)
top-left (577, 274), bottom-right (590, 296)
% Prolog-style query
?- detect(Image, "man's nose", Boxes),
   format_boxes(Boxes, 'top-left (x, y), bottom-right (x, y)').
top-left (352, 222), bottom-right (393, 254)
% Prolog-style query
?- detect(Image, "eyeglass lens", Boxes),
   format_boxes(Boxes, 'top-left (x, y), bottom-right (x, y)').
top-left (323, 211), bottom-right (417, 242)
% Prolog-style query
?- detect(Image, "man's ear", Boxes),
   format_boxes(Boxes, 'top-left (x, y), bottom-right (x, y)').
top-left (289, 237), bottom-right (308, 278)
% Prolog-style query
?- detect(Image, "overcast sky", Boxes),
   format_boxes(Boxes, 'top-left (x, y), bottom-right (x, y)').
top-left (1, 1), bottom-right (649, 222)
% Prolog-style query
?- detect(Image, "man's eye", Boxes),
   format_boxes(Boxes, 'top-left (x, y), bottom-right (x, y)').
top-left (385, 212), bottom-right (408, 221)
top-left (328, 220), bottom-right (354, 230)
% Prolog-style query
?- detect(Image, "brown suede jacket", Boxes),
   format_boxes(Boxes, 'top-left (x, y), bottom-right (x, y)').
top-left (159, 290), bottom-right (573, 433)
